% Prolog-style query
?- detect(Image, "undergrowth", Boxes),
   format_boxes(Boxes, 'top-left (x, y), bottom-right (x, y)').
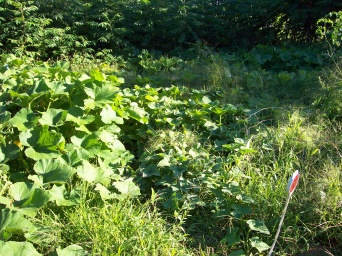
top-left (0, 45), bottom-right (341, 255)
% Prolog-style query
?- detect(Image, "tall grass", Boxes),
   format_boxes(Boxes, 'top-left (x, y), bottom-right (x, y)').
top-left (34, 195), bottom-right (190, 255)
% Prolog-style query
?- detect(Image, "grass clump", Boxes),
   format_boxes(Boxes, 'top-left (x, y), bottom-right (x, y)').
top-left (62, 199), bottom-right (190, 255)
top-left (34, 197), bottom-right (190, 256)
top-left (236, 109), bottom-right (342, 254)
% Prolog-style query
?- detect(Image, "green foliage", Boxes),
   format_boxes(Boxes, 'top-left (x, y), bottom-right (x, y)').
top-left (0, 55), bottom-right (267, 254)
top-left (244, 44), bottom-right (323, 71)
top-left (0, 0), bottom-right (90, 58)
top-left (0, 37), bottom-right (341, 255)
top-left (59, 199), bottom-right (190, 255)
top-left (312, 52), bottom-right (342, 121)
top-left (1, 0), bottom-right (342, 56)
top-left (317, 11), bottom-right (342, 48)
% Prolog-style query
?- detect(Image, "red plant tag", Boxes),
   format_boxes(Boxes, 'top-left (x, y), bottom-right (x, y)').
top-left (287, 170), bottom-right (299, 195)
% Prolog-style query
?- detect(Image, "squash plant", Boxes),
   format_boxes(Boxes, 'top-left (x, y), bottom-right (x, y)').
top-left (0, 55), bottom-right (270, 254)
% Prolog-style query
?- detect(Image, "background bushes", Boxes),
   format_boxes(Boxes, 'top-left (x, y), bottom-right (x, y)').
top-left (1, 0), bottom-right (342, 58)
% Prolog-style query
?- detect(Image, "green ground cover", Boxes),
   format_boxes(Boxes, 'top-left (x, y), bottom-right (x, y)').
top-left (1, 4), bottom-right (342, 255)
top-left (0, 43), bottom-right (341, 255)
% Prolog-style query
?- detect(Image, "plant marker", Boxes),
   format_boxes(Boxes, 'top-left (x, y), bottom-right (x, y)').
top-left (268, 170), bottom-right (300, 256)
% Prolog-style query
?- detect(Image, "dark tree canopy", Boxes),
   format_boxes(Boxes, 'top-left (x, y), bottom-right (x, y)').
top-left (1, 0), bottom-right (341, 57)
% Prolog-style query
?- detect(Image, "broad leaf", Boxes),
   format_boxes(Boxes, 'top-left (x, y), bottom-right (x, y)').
top-left (33, 159), bottom-right (75, 184)
top-left (98, 130), bottom-right (125, 151)
top-left (39, 109), bottom-right (67, 127)
top-left (113, 178), bottom-right (140, 198)
top-left (157, 154), bottom-right (171, 167)
top-left (0, 150), bottom-right (4, 163)
top-left (76, 160), bottom-right (111, 185)
top-left (71, 133), bottom-right (102, 157)
top-left (84, 84), bottom-right (120, 108)
top-left (249, 236), bottom-right (270, 253)
top-left (66, 107), bottom-right (95, 127)
top-left (100, 105), bottom-right (124, 124)
top-left (46, 81), bottom-right (68, 94)
top-left (97, 149), bottom-right (133, 168)
top-left (8, 108), bottom-right (39, 131)
top-left (220, 227), bottom-right (240, 247)
top-left (56, 244), bottom-right (88, 256)
top-left (230, 204), bottom-right (252, 219)
top-left (20, 127), bottom-right (65, 160)
top-left (25, 148), bottom-right (61, 161)
top-left (27, 79), bottom-right (50, 95)
top-left (141, 164), bottom-right (160, 177)
top-left (0, 208), bottom-right (36, 241)
top-left (10, 182), bottom-right (50, 216)
top-left (246, 220), bottom-right (270, 235)
top-left (49, 185), bottom-right (80, 206)
top-left (1, 143), bottom-right (20, 161)
top-left (0, 111), bottom-right (11, 123)
top-left (125, 102), bottom-right (148, 124)
top-left (95, 184), bottom-right (116, 200)
top-left (90, 69), bottom-right (106, 82)
top-left (0, 241), bottom-right (41, 256)
top-left (60, 148), bottom-right (83, 167)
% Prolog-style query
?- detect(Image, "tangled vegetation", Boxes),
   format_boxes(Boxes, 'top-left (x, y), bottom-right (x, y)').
top-left (0, 1), bottom-right (341, 255)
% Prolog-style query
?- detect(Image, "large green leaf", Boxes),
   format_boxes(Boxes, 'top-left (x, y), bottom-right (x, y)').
top-left (56, 244), bottom-right (88, 256)
top-left (1, 143), bottom-right (20, 161)
top-left (249, 236), bottom-right (270, 253)
top-left (9, 182), bottom-right (51, 217)
top-left (38, 108), bottom-right (67, 127)
top-left (60, 148), bottom-right (83, 167)
top-left (125, 102), bottom-right (149, 124)
top-left (19, 126), bottom-right (65, 160)
top-left (0, 150), bottom-right (5, 163)
top-left (97, 149), bottom-right (133, 168)
top-left (66, 107), bottom-right (95, 125)
top-left (100, 104), bottom-right (124, 124)
top-left (33, 159), bottom-right (75, 184)
top-left (76, 160), bottom-right (111, 185)
top-left (0, 208), bottom-right (36, 241)
top-left (49, 185), bottom-right (80, 206)
top-left (95, 183), bottom-right (116, 201)
top-left (0, 111), bottom-right (11, 124)
top-left (220, 227), bottom-right (241, 247)
top-left (230, 204), bottom-right (252, 219)
top-left (25, 147), bottom-right (62, 161)
top-left (27, 79), bottom-right (50, 95)
top-left (0, 241), bottom-right (41, 256)
top-left (84, 84), bottom-right (120, 108)
top-left (8, 108), bottom-right (39, 131)
top-left (141, 164), bottom-right (160, 177)
top-left (246, 219), bottom-right (270, 235)
top-left (71, 133), bottom-right (102, 157)
top-left (98, 130), bottom-right (125, 151)
top-left (20, 127), bottom-right (65, 160)
top-left (46, 81), bottom-right (68, 95)
top-left (113, 178), bottom-right (141, 198)
top-left (157, 154), bottom-right (171, 167)
top-left (77, 73), bottom-right (91, 84)
top-left (90, 69), bottom-right (106, 82)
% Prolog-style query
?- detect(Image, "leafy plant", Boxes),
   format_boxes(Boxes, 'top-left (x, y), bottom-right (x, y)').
top-left (317, 11), bottom-right (342, 48)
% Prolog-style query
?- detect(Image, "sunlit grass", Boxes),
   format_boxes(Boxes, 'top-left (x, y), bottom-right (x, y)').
top-left (34, 197), bottom-right (190, 255)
